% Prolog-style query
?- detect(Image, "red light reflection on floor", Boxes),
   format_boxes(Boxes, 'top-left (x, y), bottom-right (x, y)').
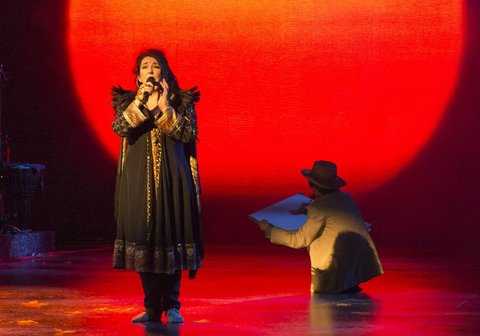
top-left (1, 246), bottom-right (479, 335)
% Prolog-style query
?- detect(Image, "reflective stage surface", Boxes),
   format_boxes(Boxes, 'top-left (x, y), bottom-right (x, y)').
top-left (0, 245), bottom-right (479, 335)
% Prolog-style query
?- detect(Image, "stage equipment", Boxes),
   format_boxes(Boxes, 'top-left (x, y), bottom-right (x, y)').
top-left (0, 64), bottom-right (52, 257)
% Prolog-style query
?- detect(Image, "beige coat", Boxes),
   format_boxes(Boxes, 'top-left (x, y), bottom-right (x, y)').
top-left (269, 191), bottom-right (383, 293)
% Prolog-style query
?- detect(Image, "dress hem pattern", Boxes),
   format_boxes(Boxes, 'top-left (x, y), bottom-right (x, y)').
top-left (113, 239), bottom-right (202, 274)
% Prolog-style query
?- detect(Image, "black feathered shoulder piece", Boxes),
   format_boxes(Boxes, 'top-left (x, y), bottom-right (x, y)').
top-left (110, 85), bottom-right (200, 115)
top-left (172, 86), bottom-right (200, 114)
top-left (111, 86), bottom-right (136, 114)
top-left (183, 86), bottom-right (201, 104)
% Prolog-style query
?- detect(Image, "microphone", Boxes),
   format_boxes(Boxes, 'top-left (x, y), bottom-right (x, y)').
top-left (141, 77), bottom-right (159, 104)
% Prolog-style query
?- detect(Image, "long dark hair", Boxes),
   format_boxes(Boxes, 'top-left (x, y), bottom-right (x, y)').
top-left (133, 49), bottom-right (180, 94)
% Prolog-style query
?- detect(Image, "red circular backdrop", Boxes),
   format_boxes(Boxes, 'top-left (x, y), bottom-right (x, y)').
top-left (67, 0), bottom-right (463, 195)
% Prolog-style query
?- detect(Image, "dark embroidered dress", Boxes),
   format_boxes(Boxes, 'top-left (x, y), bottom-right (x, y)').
top-left (111, 87), bottom-right (202, 276)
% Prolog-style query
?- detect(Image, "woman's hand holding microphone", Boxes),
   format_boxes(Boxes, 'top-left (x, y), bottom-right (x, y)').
top-left (135, 78), bottom-right (171, 117)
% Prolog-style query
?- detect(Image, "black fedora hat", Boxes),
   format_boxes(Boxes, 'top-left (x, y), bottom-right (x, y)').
top-left (301, 161), bottom-right (346, 190)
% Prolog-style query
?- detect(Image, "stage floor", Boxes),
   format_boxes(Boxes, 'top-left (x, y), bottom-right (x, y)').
top-left (0, 244), bottom-right (479, 336)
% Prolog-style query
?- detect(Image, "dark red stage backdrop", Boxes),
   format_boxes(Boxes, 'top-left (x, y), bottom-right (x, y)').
top-left (67, 0), bottom-right (463, 196)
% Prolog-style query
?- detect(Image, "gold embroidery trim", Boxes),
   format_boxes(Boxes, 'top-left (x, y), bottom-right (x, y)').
top-left (123, 101), bottom-right (147, 127)
top-left (120, 138), bottom-right (127, 171)
top-left (114, 239), bottom-right (201, 273)
top-left (146, 136), bottom-right (152, 241)
top-left (189, 156), bottom-right (201, 212)
top-left (154, 108), bottom-right (181, 131)
top-left (151, 129), bottom-right (160, 197)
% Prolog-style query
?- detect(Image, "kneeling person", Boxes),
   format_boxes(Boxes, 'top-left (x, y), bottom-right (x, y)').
top-left (258, 161), bottom-right (383, 294)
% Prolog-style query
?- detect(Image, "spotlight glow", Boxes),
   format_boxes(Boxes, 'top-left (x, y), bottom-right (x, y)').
top-left (67, 0), bottom-right (463, 194)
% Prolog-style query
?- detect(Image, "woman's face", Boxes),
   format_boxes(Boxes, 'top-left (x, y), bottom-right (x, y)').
top-left (138, 56), bottom-right (161, 84)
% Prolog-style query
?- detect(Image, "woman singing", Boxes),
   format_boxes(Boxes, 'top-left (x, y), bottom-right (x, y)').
top-left (111, 49), bottom-right (203, 323)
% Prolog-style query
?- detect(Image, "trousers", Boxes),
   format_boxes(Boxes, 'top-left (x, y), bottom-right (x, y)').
top-left (139, 271), bottom-right (182, 314)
